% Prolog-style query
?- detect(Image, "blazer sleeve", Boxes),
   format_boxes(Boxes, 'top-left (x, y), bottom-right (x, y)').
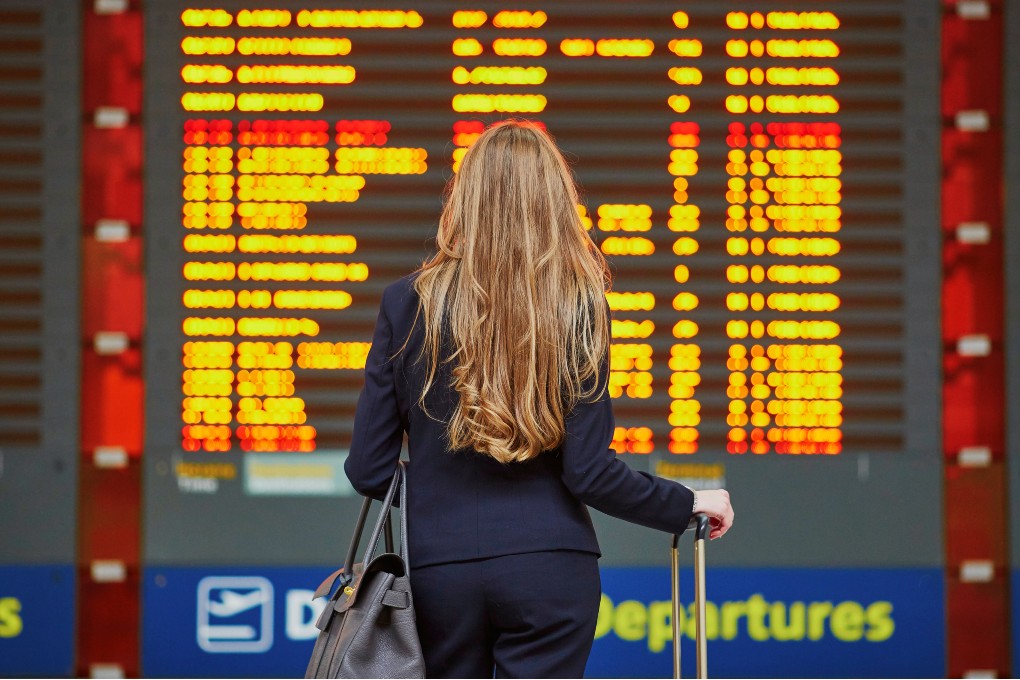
top-left (559, 308), bottom-right (696, 535)
top-left (343, 286), bottom-right (404, 501)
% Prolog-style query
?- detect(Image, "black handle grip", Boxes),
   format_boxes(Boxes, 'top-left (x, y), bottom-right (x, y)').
top-left (672, 512), bottom-right (711, 547)
top-left (695, 513), bottom-right (711, 541)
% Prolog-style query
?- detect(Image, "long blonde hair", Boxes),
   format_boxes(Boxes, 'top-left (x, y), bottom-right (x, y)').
top-left (407, 120), bottom-right (612, 463)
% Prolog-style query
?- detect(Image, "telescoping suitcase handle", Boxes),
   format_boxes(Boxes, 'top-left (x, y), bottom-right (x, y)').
top-left (671, 513), bottom-right (711, 680)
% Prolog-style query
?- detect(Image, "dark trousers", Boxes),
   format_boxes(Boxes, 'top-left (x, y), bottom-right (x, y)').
top-left (410, 550), bottom-right (601, 679)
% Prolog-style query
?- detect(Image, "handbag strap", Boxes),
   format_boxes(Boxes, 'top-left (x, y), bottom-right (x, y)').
top-left (364, 461), bottom-right (409, 565)
top-left (342, 497), bottom-right (372, 579)
top-left (397, 461), bottom-right (409, 562)
top-left (344, 462), bottom-right (409, 577)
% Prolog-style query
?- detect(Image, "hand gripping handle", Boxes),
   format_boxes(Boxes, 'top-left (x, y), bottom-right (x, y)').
top-left (671, 513), bottom-right (711, 551)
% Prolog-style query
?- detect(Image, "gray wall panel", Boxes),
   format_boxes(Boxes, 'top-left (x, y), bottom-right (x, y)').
top-left (0, 0), bottom-right (80, 564)
top-left (1006, 0), bottom-right (1020, 572)
top-left (1005, 0), bottom-right (1020, 673)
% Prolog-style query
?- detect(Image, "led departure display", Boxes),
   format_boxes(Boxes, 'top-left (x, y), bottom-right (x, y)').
top-left (144, 1), bottom-right (941, 568)
top-left (172, 4), bottom-right (857, 456)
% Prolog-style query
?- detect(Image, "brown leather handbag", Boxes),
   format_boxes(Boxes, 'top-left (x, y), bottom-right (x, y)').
top-left (305, 461), bottom-right (425, 679)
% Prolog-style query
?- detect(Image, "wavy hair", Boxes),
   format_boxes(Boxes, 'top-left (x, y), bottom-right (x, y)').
top-left (405, 120), bottom-right (612, 463)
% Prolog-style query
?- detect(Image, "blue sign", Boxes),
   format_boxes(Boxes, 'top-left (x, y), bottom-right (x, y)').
top-left (0, 564), bottom-right (76, 677)
top-left (586, 567), bottom-right (944, 678)
top-left (143, 565), bottom-right (944, 678)
top-left (143, 566), bottom-right (332, 678)
top-left (1014, 569), bottom-right (1020, 675)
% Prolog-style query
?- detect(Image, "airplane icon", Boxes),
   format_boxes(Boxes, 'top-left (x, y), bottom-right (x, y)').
top-left (197, 576), bottom-right (274, 653)
top-left (207, 587), bottom-right (272, 618)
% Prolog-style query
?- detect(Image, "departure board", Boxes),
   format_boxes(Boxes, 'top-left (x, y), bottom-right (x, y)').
top-left (144, 1), bottom-right (942, 568)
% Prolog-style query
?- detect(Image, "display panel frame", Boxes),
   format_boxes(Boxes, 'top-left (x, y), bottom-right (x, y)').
top-left (142, 0), bottom-right (943, 568)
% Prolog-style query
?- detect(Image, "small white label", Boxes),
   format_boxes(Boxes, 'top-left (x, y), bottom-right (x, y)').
top-left (959, 560), bottom-right (995, 583)
top-left (244, 451), bottom-right (354, 497)
top-left (958, 446), bottom-right (992, 467)
top-left (955, 110), bottom-right (990, 132)
top-left (957, 334), bottom-right (991, 357)
top-left (94, 446), bottom-right (129, 468)
top-left (94, 331), bottom-right (130, 355)
top-left (956, 0), bottom-right (990, 19)
top-left (91, 560), bottom-right (127, 583)
top-left (94, 0), bottom-right (128, 14)
top-left (955, 222), bottom-right (990, 245)
top-left (963, 671), bottom-right (997, 679)
top-left (95, 219), bottom-right (130, 242)
top-left (178, 476), bottom-right (219, 494)
top-left (94, 107), bottom-right (129, 129)
top-left (89, 663), bottom-right (126, 679)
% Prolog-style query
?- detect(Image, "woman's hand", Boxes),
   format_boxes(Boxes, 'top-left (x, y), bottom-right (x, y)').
top-left (693, 489), bottom-right (733, 540)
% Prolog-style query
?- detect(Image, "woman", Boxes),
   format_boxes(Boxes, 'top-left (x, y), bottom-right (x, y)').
top-left (344, 120), bottom-right (734, 679)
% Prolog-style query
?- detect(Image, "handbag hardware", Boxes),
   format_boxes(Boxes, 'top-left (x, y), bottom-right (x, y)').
top-left (312, 493), bottom-right (395, 601)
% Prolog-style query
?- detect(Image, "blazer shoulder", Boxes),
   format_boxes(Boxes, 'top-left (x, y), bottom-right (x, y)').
top-left (381, 271), bottom-right (422, 321)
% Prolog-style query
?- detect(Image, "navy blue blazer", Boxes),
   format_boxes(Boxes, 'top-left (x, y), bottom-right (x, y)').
top-left (344, 273), bottom-right (696, 568)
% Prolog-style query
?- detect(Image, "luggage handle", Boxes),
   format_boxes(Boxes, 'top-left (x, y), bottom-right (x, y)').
top-left (671, 513), bottom-right (711, 680)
